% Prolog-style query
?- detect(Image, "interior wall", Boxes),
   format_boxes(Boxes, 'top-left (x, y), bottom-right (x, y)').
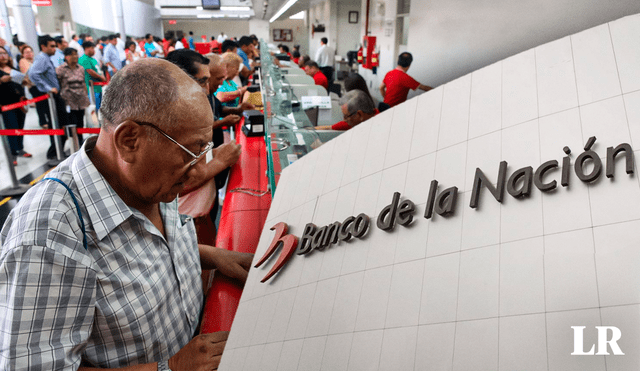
top-left (162, 20), bottom-right (250, 41)
top-left (358, 0), bottom-right (398, 102)
top-left (336, 0), bottom-right (361, 57)
top-left (36, 0), bottom-right (72, 35)
top-left (308, 0), bottom-right (333, 62)
top-left (406, 0), bottom-right (640, 89)
top-left (270, 18), bottom-right (308, 55)
top-left (69, 0), bottom-right (161, 38)
top-left (249, 18), bottom-right (269, 43)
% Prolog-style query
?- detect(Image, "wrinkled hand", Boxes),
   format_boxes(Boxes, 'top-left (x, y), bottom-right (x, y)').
top-left (220, 114), bottom-right (241, 126)
top-left (239, 102), bottom-right (255, 111)
top-left (238, 86), bottom-right (248, 96)
top-left (213, 140), bottom-right (241, 168)
top-left (211, 248), bottom-right (253, 283)
top-left (0, 75), bottom-right (11, 83)
top-left (168, 331), bottom-right (228, 371)
top-left (49, 87), bottom-right (59, 94)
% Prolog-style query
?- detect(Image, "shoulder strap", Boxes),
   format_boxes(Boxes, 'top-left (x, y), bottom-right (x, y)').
top-left (43, 177), bottom-right (88, 250)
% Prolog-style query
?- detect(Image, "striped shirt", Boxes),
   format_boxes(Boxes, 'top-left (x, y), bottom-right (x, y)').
top-left (0, 137), bottom-right (203, 370)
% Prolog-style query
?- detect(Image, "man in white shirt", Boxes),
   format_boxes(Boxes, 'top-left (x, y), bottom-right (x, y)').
top-left (68, 34), bottom-right (84, 57)
top-left (116, 33), bottom-right (126, 66)
top-left (217, 32), bottom-right (228, 44)
top-left (315, 37), bottom-right (335, 86)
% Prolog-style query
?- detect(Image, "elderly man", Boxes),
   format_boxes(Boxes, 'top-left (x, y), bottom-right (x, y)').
top-left (1, 59), bottom-right (240, 370)
top-left (315, 90), bottom-right (377, 130)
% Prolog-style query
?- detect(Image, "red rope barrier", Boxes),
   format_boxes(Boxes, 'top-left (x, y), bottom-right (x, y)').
top-left (93, 81), bottom-right (108, 86)
top-left (0, 129), bottom-right (64, 136)
top-left (1, 95), bottom-right (50, 112)
top-left (0, 128), bottom-right (101, 136)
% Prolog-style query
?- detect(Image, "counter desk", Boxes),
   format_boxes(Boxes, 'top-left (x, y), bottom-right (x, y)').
top-left (200, 45), bottom-right (344, 333)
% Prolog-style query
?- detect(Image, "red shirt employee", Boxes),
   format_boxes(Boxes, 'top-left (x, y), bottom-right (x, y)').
top-left (304, 60), bottom-right (329, 90)
top-left (380, 52), bottom-right (432, 107)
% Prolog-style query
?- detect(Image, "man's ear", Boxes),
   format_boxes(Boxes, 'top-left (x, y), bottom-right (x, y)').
top-left (113, 121), bottom-right (144, 163)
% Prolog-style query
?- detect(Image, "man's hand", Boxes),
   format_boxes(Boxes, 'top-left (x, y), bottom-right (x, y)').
top-left (219, 114), bottom-right (241, 126)
top-left (50, 87), bottom-right (59, 94)
top-left (213, 140), bottom-right (241, 168)
top-left (238, 86), bottom-right (248, 96)
top-left (0, 75), bottom-right (11, 83)
top-left (207, 247), bottom-right (253, 283)
top-left (168, 331), bottom-right (229, 371)
top-left (239, 102), bottom-right (255, 111)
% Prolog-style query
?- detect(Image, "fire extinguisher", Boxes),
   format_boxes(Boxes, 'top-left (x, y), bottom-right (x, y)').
top-left (371, 49), bottom-right (379, 68)
top-left (357, 46), bottom-right (363, 64)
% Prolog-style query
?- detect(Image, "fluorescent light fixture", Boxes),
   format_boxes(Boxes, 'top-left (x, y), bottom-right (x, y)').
top-left (196, 6), bottom-right (203, 10)
top-left (212, 14), bottom-right (225, 18)
top-left (269, 0), bottom-right (298, 22)
top-left (197, 14), bottom-right (213, 18)
top-left (240, 15), bottom-right (251, 18)
top-left (220, 6), bottom-right (251, 11)
top-left (289, 11), bottom-right (304, 19)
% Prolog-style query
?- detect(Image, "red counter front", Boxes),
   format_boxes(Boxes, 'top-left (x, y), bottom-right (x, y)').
top-left (200, 121), bottom-right (272, 333)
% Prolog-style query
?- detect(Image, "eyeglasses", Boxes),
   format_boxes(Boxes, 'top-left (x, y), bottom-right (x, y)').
top-left (343, 111), bottom-right (357, 120)
top-left (135, 121), bottom-right (214, 167)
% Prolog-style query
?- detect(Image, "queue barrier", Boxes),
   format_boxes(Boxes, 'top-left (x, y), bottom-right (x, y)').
top-left (0, 95), bottom-right (101, 198)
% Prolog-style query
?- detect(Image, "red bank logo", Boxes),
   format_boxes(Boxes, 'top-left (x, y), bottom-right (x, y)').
top-left (254, 222), bottom-right (299, 283)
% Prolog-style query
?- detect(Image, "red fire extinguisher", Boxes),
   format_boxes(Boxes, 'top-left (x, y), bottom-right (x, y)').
top-left (371, 49), bottom-right (379, 68)
top-left (357, 46), bottom-right (363, 64)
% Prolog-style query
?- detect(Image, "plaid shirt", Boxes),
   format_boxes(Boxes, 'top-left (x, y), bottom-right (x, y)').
top-left (0, 137), bottom-right (203, 370)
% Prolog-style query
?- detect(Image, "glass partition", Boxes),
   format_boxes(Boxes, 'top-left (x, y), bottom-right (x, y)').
top-left (258, 40), bottom-right (343, 194)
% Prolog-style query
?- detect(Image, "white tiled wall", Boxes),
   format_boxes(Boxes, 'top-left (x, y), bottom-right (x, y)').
top-left (222, 13), bottom-right (640, 371)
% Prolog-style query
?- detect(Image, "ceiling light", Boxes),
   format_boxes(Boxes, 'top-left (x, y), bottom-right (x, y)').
top-left (197, 14), bottom-right (212, 18)
top-left (196, 6), bottom-right (203, 10)
top-left (289, 11), bottom-right (304, 19)
top-left (269, 0), bottom-right (297, 22)
top-left (220, 6), bottom-right (251, 11)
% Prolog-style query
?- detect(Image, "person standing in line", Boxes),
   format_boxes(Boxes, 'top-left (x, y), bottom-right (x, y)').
top-left (217, 32), bottom-right (228, 44)
top-left (116, 33), bottom-right (127, 67)
top-left (144, 33), bottom-right (159, 57)
top-left (103, 35), bottom-right (122, 76)
top-left (380, 52), bottom-right (433, 107)
top-left (56, 48), bottom-right (90, 146)
top-left (78, 41), bottom-right (106, 112)
top-left (28, 35), bottom-right (69, 159)
top-left (68, 34), bottom-right (84, 56)
top-left (51, 36), bottom-right (67, 68)
top-left (0, 46), bottom-right (30, 164)
top-left (188, 31), bottom-right (195, 49)
top-left (315, 37), bottom-right (335, 85)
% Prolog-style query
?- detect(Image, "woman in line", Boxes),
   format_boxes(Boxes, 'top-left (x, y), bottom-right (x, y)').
top-left (215, 52), bottom-right (247, 108)
top-left (18, 44), bottom-right (34, 73)
top-left (56, 48), bottom-right (90, 146)
top-left (0, 46), bottom-right (30, 164)
top-left (125, 40), bottom-right (142, 64)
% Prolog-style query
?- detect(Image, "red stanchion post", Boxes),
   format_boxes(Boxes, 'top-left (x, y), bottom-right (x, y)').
top-left (0, 114), bottom-right (31, 197)
top-left (46, 95), bottom-right (65, 166)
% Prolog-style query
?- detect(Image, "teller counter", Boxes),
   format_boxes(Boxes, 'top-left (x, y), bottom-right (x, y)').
top-left (200, 41), bottom-right (345, 334)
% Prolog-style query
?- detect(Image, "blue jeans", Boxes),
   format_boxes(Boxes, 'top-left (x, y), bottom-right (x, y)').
top-left (89, 91), bottom-right (102, 111)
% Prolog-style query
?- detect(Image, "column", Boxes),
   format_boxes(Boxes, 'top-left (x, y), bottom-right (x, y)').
top-left (112, 0), bottom-right (125, 35)
top-left (9, 0), bottom-right (38, 50)
top-left (0, 0), bottom-right (12, 42)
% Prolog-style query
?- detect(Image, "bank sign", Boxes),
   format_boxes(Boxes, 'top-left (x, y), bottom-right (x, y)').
top-left (255, 137), bottom-right (634, 283)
